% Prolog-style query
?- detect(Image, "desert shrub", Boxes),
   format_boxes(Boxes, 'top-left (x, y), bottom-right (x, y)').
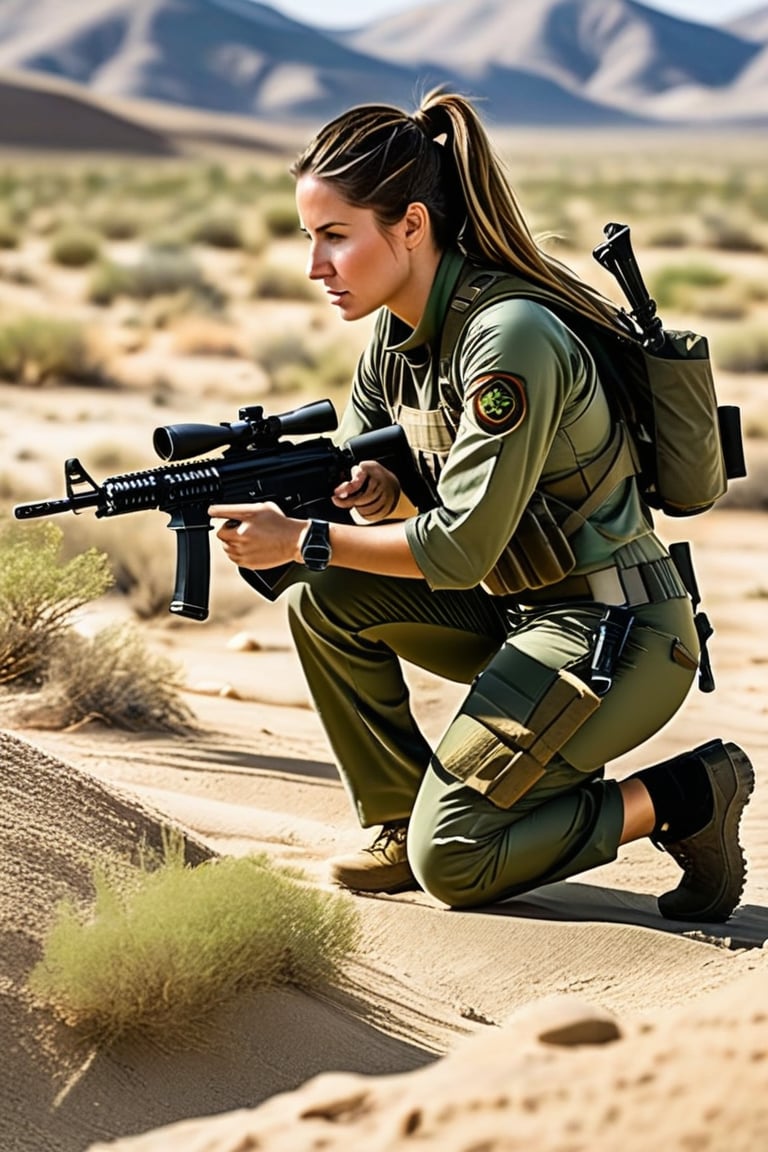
top-left (318, 341), bottom-right (360, 391)
top-left (252, 262), bottom-right (316, 301)
top-left (150, 373), bottom-right (175, 406)
top-left (0, 471), bottom-right (17, 500)
top-left (703, 214), bottom-right (765, 253)
top-left (88, 261), bottom-right (137, 305)
top-left (142, 286), bottom-right (226, 330)
top-left (187, 208), bottom-right (243, 249)
top-left (0, 214), bottom-right (19, 248)
top-left (649, 262), bottom-right (730, 311)
top-left (692, 292), bottom-right (749, 321)
top-left (254, 332), bottom-right (357, 395)
top-left (0, 262), bottom-right (36, 285)
top-left (714, 327), bottom-right (768, 374)
top-left (91, 204), bottom-right (143, 240)
top-left (49, 226), bottom-right (102, 268)
top-left (88, 248), bottom-right (214, 306)
top-left (0, 315), bottom-right (108, 386)
top-left (14, 622), bottom-right (194, 733)
top-left (645, 221), bottom-right (694, 248)
top-left (745, 279), bottom-right (768, 304)
top-left (29, 837), bottom-right (360, 1047)
top-left (260, 193), bottom-right (300, 238)
top-left (0, 521), bottom-right (113, 685)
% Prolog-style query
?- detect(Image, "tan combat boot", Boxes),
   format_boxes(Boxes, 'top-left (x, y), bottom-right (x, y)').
top-left (657, 740), bottom-right (754, 922)
top-left (329, 821), bottom-right (417, 894)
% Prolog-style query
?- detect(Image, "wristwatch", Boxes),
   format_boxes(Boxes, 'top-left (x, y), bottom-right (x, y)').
top-left (300, 519), bottom-right (332, 571)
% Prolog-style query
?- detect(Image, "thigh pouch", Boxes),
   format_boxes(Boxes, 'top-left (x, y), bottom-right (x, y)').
top-left (437, 649), bottom-right (601, 809)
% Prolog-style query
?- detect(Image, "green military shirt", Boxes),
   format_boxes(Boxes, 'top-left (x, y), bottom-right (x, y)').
top-left (337, 248), bottom-right (664, 593)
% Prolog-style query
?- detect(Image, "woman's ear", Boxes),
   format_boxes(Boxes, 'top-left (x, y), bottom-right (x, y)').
top-left (402, 201), bottom-right (430, 250)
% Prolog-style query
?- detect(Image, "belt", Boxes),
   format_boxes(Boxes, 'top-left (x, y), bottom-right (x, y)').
top-left (522, 555), bottom-right (688, 608)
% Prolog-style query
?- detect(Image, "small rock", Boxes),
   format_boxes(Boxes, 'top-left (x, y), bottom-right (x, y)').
top-left (505, 994), bottom-right (622, 1047)
top-left (226, 631), bottom-right (262, 652)
top-left (187, 679), bottom-right (241, 699)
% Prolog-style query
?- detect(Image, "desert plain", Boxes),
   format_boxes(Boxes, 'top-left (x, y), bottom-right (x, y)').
top-left (0, 123), bottom-right (767, 1151)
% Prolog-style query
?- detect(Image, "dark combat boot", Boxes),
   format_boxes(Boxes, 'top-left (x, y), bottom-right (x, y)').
top-left (328, 821), bottom-right (417, 895)
top-left (636, 739), bottom-right (755, 923)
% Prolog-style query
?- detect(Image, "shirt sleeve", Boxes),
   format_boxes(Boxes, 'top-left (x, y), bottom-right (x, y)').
top-left (405, 297), bottom-right (580, 590)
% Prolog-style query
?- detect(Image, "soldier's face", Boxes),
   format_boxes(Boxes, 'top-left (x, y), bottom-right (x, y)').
top-left (296, 174), bottom-right (423, 325)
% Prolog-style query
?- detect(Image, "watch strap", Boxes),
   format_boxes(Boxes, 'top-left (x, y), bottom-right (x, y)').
top-left (301, 519), bottom-right (331, 571)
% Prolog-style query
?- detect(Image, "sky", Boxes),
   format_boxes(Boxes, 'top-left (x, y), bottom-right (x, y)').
top-left (271, 0), bottom-right (757, 29)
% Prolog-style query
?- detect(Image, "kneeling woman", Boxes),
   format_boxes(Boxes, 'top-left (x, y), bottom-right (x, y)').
top-left (211, 89), bottom-right (753, 924)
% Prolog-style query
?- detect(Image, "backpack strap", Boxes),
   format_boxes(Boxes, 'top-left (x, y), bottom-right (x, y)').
top-left (549, 422), bottom-right (638, 538)
top-left (438, 267), bottom-right (639, 537)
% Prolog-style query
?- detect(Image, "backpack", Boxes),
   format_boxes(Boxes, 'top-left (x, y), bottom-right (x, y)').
top-left (440, 223), bottom-right (746, 520)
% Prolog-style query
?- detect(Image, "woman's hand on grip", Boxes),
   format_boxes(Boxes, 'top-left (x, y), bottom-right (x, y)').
top-left (332, 461), bottom-right (401, 522)
top-left (210, 502), bottom-right (305, 570)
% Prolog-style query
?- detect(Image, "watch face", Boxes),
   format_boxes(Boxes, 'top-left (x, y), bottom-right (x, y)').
top-left (302, 520), bottom-right (331, 571)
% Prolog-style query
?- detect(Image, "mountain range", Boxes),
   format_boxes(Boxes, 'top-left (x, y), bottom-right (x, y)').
top-left (0, 0), bottom-right (765, 150)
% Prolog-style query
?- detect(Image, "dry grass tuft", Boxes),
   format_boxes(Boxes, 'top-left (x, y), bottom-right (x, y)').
top-left (0, 315), bottom-right (111, 387)
top-left (29, 834), bottom-right (360, 1049)
top-left (12, 622), bottom-right (196, 734)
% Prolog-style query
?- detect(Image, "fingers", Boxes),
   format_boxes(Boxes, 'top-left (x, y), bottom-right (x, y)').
top-left (209, 504), bottom-right (267, 521)
top-left (332, 462), bottom-right (400, 520)
top-left (332, 466), bottom-right (370, 503)
top-left (209, 502), bottom-right (275, 536)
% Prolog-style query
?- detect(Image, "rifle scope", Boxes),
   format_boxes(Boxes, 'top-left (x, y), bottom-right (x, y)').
top-left (153, 399), bottom-right (338, 462)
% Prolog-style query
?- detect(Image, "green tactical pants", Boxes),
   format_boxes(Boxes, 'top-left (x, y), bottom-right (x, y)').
top-left (286, 569), bottom-right (699, 908)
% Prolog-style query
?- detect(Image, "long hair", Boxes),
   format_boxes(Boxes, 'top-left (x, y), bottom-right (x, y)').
top-left (291, 87), bottom-right (624, 332)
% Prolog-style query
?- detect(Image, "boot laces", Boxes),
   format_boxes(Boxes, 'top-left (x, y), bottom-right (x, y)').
top-left (366, 822), bottom-right (408, 861)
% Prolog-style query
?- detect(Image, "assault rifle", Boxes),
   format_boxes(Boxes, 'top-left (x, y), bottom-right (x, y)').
top-left (14, 399), bottom-right (410, 620)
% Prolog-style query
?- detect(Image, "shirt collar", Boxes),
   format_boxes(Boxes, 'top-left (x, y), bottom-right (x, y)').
top-left (385, 248), bottom-right (467, 353)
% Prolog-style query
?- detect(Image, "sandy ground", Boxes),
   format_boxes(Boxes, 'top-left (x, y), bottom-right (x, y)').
top-left (1, 501), bottom-right (767, 1152)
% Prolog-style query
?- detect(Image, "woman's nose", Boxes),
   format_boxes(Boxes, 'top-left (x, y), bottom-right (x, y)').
top-left (306, 244), bottom-right (331, 280)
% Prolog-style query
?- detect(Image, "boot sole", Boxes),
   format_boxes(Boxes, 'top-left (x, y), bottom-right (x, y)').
top-left (329, 864), bottom-right (419, 895)
top-left (659, 742), bottom-right (755, 923)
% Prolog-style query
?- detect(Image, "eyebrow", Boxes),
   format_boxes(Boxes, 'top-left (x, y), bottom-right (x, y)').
top-left (300, 220), bottom-right (348, 235)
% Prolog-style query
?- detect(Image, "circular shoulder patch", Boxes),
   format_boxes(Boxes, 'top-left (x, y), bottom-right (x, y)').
top-left (470, 373), bottom-right (527, 435)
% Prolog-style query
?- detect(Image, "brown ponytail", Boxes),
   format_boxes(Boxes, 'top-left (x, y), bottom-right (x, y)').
top-left (292, 87), bottom-right (623, 332)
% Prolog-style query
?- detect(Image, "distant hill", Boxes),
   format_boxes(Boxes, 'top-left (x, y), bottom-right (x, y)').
top-left (339, 0), bottom-right (765, 124)
top-left (0, 0), bottom-right (764, 145)
top-left (725, 5), bottom-right (768, 41)
top-left (0, 0), bottom-right (417, 119)
top-left (0, 68), bottom-right (174, 151)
